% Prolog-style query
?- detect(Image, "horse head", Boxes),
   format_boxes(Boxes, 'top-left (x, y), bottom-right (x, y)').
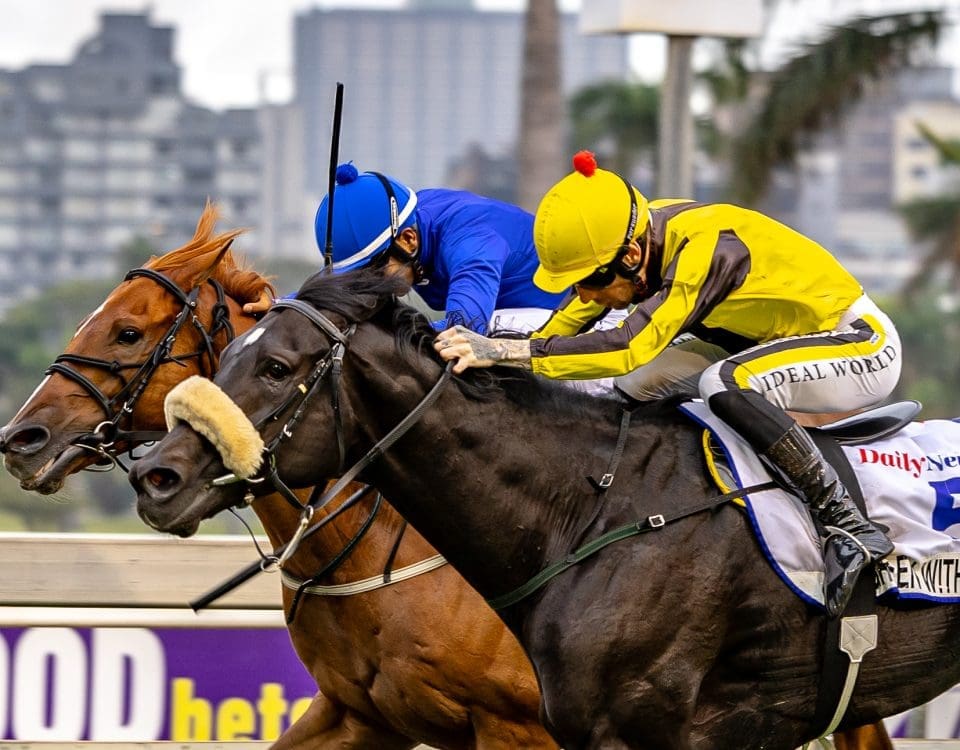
top-left (130, 268), bottom-right (430, 536)
top-left (0, 203), bottom-right (272, 494)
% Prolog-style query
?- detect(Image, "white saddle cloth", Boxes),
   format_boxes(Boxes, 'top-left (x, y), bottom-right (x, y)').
top-left (680, 400), bottom-right (960, 609)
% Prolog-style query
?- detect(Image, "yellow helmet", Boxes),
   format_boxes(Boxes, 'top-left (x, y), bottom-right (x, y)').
top-left (533, 151), bottom-right (649, 293)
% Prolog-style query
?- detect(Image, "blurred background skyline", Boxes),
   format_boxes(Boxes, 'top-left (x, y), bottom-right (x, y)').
top-left (0, 0), bottom-right (589, 108)
top-left (6, 1), bottom-right (960, 111)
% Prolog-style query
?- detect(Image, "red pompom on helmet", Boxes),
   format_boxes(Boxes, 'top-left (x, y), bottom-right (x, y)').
top-left (572, 150), bottom-right (597, 177)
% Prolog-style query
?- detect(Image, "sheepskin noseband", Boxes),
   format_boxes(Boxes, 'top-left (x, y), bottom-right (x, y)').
top-left (164, 375), bottom-right (264, 478)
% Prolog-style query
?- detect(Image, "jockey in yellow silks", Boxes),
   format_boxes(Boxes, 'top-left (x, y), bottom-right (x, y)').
top-left (434, 150), bottom-right (899, 618)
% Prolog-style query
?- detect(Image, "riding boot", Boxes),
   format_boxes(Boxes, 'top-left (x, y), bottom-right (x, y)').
top-left (708, 389), bottom-right (893, 617)
top-left (762, 424), bottom-right (893, 616)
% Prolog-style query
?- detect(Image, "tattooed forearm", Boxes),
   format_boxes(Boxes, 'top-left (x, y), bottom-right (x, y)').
top-left (477, 337), bottom-right (532, 369)
top-left (435, 326), bottom-right (533, 372)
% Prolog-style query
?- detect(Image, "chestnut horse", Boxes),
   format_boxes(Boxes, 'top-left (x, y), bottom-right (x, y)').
top-left (127, 269), bottom-right (947, 749)
top-left (0, 206), bottom-right (553, 749)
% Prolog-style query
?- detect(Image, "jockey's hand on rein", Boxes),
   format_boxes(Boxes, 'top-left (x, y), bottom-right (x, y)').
top-left (434, 326), bottom-right (495, 374)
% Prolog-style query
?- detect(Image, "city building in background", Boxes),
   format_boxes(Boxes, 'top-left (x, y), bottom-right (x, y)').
top-left (766, 66), bottom-right (960, 294)
top-left (0, 13), bottom-right (263, 316)
top-left (294, 2), bottom-right (630, 197)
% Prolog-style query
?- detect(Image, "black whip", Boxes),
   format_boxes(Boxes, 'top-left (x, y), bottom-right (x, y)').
top-left (323, 82), bottom-right (344, 273)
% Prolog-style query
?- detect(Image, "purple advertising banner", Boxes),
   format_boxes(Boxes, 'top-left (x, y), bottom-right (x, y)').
top-left (0, 626), bottom-right (317, 741)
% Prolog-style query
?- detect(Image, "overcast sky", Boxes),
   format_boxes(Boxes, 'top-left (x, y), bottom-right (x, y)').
top-left (0, 0), bottom-right (581, 110)
top-left (0, 0), bottom-right (955, 111)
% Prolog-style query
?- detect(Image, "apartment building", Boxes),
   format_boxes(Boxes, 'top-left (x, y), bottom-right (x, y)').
top-left (0, 13), bottom-right (262, 314)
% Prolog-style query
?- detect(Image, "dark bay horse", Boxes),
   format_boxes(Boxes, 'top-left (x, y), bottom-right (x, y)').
top-left (129, 269), bottom-right (951, 750)
top-left (0, 207), bottom-right (554, 749)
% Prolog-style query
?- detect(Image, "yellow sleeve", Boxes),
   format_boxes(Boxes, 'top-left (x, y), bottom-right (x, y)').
top-left (530, 290), bottom-right (610, 339)
top-left (529, 240), bottom-right (715, 379)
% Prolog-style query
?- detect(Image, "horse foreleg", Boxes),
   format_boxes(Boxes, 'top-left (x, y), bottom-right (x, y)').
top-left (832, 723), bottom-right (894, 750)
top-left (268, 691), bottom-right (416, 750)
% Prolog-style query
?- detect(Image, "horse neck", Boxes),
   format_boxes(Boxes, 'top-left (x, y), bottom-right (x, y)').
top-left (351, 366), bottom-right (628, 601)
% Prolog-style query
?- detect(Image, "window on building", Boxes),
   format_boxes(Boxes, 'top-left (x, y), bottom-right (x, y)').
top-left (184, 167), bottom-right (213, 185)
top-left (154, 139), bottom-right (174, 157)
top-left (31, 78), bottom-right (65, 103)
top-left (64, 197), bottom-right (98, 218)
top-left (231, 139), bottom-right (252, 159)
top-left (24, 138), bottom-right (57, 160)
top-left (0, 224), bottom-right (16, 247)
top-left (65, 138), bottom-right (99, 161)
top-left (149, 74), bottom-right (175, 95)
top-left (911, 166), bottom-right (928, 179)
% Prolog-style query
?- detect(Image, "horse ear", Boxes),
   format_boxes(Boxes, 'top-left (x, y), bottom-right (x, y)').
top-left (193, 239), bottom-right (235, 286)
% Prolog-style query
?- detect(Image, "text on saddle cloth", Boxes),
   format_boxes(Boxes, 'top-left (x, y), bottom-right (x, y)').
top-left (681, 400), bottom-right (960, 609)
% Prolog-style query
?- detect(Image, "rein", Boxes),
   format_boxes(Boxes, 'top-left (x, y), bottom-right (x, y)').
top-left (47, 267), bottom-right (234, 469)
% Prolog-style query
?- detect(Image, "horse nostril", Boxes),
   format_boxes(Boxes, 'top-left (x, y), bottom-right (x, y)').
top-left (144, 467), bottom-right (182, 493)
top-left (0, 425), bottom-right (51, 456)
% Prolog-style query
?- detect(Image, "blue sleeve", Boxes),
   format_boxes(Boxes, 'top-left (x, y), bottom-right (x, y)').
top-left (437, 227), bottom-right (509, 334)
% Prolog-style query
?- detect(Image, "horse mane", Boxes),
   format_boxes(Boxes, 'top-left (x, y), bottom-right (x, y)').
top-left (294, 269), bottom-right (655, 422)
top-left (146, 202), bottom-right (275, 305)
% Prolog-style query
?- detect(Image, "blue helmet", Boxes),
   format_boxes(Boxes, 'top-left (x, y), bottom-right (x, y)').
top-left (314, 163), bottom-right (419, 273)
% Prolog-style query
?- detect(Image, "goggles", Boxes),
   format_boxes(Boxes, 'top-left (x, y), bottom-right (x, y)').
top-left (575, 252), bottom-right (626, 289)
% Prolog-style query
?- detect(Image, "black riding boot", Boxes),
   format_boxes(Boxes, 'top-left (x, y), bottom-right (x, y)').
top-left (709, 389), bottom-right (893, 617)
top-left (763, 424), bottom-right (893, 616)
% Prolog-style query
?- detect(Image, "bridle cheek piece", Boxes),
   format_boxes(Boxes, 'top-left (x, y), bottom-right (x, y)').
top-left (45, 267), bottom-right (235, 471)
top-left (212, 297), bottom-right (452, 572)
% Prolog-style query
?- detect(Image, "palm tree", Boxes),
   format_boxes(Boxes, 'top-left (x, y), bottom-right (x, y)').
top-left (725, 11), bottom-right (943, 204)
top-left (568, 80), bottom-right (659, 180)
top-left (517, 0), bottom-right (564, 213)
top-left (899, 122), bottom-right (960, 298)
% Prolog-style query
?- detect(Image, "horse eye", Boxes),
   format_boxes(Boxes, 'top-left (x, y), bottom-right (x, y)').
top-left (264, 360), bottom-right (290, 381)
top-left (117, 328), bottom-right (142, 345)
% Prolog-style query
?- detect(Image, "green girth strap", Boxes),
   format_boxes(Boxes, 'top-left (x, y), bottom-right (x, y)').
top-left (486, 480), bottom-right (778, 611)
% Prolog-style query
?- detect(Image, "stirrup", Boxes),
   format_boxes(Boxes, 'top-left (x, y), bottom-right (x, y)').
top-left (823, 526), bottom-right (871, 559)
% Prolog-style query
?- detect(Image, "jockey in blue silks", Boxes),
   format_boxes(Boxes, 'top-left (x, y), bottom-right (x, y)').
top-left (311, 163), bottom-right (566, 334)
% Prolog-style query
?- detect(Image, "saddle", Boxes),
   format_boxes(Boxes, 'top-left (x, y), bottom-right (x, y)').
top-left (813, 400), bottom-right (922, 445)
top-left (702, 400), bottom-right (921, 508)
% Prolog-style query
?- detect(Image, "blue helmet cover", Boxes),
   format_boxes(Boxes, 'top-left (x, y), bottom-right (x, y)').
top-left (314, 163), bottom-right (418, 272)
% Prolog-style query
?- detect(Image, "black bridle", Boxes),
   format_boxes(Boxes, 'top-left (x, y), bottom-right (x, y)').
top-left (249, 298), bottom-right (353, 481)
top-left (207, 297), bottom-right (452, 595)
top-left (46, 267), bottom-right (235, 469)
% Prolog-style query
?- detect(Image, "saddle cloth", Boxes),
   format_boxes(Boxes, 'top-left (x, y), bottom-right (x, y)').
top-left (679, 400), bottom-right (960, 609)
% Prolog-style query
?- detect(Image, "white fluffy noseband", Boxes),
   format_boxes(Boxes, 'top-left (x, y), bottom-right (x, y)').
top-left (164, 375), bottom-right (264, 478)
